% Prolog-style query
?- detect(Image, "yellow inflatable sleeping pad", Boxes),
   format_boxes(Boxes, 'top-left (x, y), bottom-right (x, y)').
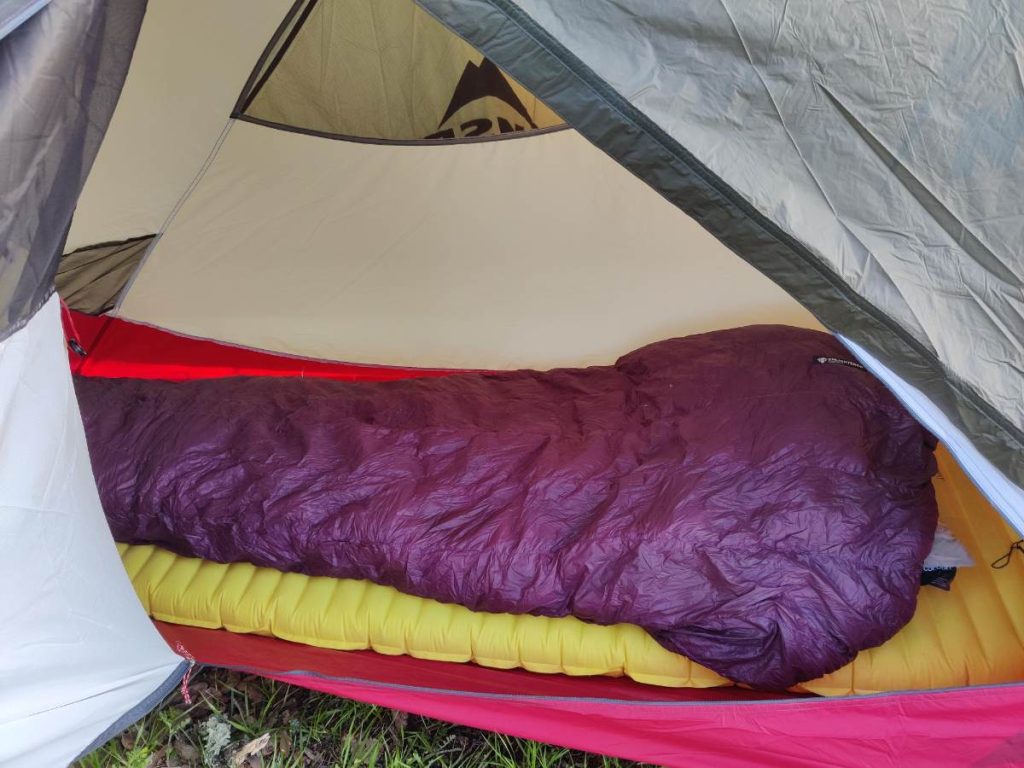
top-left (118, 446), bottom-right (1024, 696)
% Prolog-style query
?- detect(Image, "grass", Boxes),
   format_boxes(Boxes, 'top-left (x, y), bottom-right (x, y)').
top-left (75, 667), bottom-right (645, 768)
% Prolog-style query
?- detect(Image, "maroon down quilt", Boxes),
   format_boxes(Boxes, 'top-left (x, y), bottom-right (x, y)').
top-left (75, 325), bottom-right (938, 689)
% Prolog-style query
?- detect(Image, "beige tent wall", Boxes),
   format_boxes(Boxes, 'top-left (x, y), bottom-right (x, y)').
top-left (65, 0), bottom-right (292, 251)
top-left (118, 121), bottom-right (818, 369)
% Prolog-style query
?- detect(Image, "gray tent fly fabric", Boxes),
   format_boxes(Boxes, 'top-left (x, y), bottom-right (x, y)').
top-left (0, 0), bottom-right (146, 340)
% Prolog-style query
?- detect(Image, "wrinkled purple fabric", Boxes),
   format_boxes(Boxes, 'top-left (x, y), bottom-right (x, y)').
top-left (75, 326), bottom-right (938, 689)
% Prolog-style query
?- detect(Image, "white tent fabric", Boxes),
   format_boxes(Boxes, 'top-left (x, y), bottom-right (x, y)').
top-left (840, 335), bottom-right (1024, 535)
top-left (115, 120), bottom-right (817, 370)
top-left (0, 296), bottom-right (184, 768)
top-left (0, 0), bottom-right (48, 40)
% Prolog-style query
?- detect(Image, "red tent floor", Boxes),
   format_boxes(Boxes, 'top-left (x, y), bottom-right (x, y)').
top-left (157, 622), bottom-right (1024, 768)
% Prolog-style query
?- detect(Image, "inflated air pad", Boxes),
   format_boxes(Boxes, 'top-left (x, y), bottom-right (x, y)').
top-left (118, 447), bottom-right (1024, 696)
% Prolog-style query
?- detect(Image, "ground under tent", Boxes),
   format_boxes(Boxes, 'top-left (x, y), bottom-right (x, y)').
top-left (3, 0), bottom-right (1024, 766)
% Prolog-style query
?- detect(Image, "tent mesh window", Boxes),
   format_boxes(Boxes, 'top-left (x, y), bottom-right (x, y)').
top-left (234, 0), bottom-right (565, 143)
top-left (55, 235), bottom-right (155, 315)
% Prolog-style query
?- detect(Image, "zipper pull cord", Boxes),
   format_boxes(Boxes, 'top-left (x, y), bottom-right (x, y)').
top-left (992, 539), bottom-right (1024, 569)
top-left (58, 297), bottom-right (87, 357)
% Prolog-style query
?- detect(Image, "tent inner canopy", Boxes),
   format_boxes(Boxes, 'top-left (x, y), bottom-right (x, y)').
top-left (61, 0), bottom-right (1024, 706)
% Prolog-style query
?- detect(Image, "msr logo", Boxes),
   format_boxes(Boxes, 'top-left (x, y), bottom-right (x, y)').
top-left (424, 58), bottom-right (538, 140)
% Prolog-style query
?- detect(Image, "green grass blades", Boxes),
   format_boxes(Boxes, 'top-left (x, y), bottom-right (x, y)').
top-left (73, 667), bottom-right (647, 768)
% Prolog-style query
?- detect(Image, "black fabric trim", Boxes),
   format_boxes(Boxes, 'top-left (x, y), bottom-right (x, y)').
top-left (232, 0), bottom-right (316, 116)
top-left (416, 0), bottom-right (1024, 487)
top-left (62, 232), bottom-right (154, 255)
top-left (235, 113), bottom-right (571, 146)
top-left (920, 566), bottom-right (957, 591)
top-left (72, 660), bottom-right (189, 763)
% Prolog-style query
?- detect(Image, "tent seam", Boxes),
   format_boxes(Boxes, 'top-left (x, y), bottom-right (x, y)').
top-left (220, 662), bottom-right (1024, 708)
top-left (114, 119), bottom-right (236, 314)
top-left (233, 112), bottom-right (571, 146)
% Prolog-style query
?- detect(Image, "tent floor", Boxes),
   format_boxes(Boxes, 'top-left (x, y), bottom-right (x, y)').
top-left (119, 447), bottom-right (1024, 697)
top-left (70, 309), bottom-right (1023, 698)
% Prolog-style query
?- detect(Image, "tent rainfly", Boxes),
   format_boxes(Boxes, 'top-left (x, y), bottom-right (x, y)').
top-left (1, 0), bottom-right (1023, 765)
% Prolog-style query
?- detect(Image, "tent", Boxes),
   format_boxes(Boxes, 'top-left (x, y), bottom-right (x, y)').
top-left (1, 0), bottom-right (1023, 764)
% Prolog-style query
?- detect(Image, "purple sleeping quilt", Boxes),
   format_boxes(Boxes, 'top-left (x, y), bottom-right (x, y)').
top-left (75, 325), bottom-right (938, 690)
